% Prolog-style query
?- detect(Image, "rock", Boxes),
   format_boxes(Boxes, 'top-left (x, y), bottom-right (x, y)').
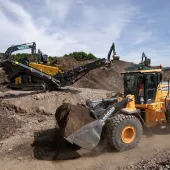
top-left (37, 116), bottom-right (46, 122)
top-left (34, 95), bottom-right (40, 100)
top-left (129, 165), bottom-right (135, 169)
top-left (13, 105), bottom-right (26, 113)
top-left (36, 107), bottom-right (52, 116)
top-left (17, 157), bottom-right (23, 161)
top-left (166, 165), bottom-right (170, 168)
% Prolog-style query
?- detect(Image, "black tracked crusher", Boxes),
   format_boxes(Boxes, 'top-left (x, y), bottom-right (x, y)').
top-left (0, 42), bottom-right (119, 91)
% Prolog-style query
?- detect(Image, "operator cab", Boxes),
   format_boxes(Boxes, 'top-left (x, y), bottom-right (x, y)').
top-left (38, 49), bottom-right (48, 64)
top-left (41, 54), bottom-right (48, 64)
top-left (122, 53), bottom-right (163, 104)
top-left (123, 71), bottom-right (162, 104)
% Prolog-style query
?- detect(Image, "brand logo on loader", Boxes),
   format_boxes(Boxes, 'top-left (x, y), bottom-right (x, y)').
top-left (99, 106), bottom-right (115, 123)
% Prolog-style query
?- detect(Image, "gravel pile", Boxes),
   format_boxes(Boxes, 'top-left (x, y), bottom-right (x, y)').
top-left (119, 149), bottom-right (170, 170)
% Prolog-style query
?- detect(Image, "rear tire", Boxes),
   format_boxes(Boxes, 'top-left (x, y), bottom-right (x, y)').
top-left (106, 114), bottom-right (143, 151)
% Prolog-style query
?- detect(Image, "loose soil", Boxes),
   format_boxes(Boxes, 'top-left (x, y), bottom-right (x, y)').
top-left (0, 88), bottom-right (170, 170)
top-left (0, 107), bottom-right (23, 140)
top-left (0, 87), bottom-right (112, 165)
top-left (55, 103), bottom-right (95, 136)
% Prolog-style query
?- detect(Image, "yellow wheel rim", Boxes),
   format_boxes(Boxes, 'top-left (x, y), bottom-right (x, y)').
top-left (121, 126), bottom-right (136, 144)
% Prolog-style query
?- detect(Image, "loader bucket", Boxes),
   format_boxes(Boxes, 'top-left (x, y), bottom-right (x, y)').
top-left (64, 98), bottom-right (129, 150)
top-left (65, 120), bottom-right (102, 150)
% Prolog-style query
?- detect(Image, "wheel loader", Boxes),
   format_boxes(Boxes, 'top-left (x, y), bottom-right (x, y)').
top-left (56, 52), bottom-right (170, 152)
top-left (0, 42), bottom-right (118, 90)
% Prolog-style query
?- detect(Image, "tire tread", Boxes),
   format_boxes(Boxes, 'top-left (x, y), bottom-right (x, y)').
top-left (106, 114), bottom-right (143, 151)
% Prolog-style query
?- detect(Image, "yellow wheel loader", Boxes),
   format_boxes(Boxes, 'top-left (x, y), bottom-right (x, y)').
top-left (56, 53), bottom-right (170, 152)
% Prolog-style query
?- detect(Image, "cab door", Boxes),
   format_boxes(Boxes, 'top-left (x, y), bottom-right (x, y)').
top-left (124, 73), bottom-right (139, 103)
top-left (144, 73), bottom-right (159, 103)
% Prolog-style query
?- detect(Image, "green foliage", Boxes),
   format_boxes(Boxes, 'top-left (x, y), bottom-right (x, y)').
top-left (87, 53), bottom-right (97, 60)
top-left (0, 51), bottom-right (97, 63)
top-left (64, 51), bottom-right (97, 61)
top-left (48, 56), bottom-right (58, 63)
top-left (9, 53), bottom-right (41, 63)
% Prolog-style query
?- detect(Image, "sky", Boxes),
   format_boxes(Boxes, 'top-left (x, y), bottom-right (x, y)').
top-left (0, 0), bottom-right (170, 66)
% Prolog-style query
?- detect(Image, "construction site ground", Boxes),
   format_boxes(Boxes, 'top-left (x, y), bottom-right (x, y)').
top-left (0, 88), bottom-right (170, 170)
top-left (1, 59), bottom-right (170, 170)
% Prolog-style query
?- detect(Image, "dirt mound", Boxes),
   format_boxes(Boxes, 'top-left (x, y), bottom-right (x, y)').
top-left (51, 56), bottom-right (94, 68)
top-left (55, 103), bottom-right (95, 136)
top-left (50, 57), bottom-right (135, 92)
top-left (163, 70), bottom-right (170, 81)
top-left (73, 60), bottom-right (135, 92)
top-left (51, 57), bottom-right (78, 71)
top-left (57, 57), bottom-right (78, 67)
top-left (151, 66), bottom-right (170, 81)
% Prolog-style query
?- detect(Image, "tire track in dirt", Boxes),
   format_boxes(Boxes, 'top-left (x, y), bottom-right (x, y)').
top-left (1, 133), bottom-right (170, 170)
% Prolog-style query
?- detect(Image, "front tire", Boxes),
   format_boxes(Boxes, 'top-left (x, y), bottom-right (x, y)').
top-left (106, 114), bottom-right (143, 151)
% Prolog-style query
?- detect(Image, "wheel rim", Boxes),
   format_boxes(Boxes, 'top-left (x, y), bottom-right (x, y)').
top-left (121, 126), bottom-right (136, 144)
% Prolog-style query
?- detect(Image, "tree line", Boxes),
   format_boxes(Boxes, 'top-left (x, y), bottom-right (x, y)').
top-left (0, 51), bottom-right (97, 63)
